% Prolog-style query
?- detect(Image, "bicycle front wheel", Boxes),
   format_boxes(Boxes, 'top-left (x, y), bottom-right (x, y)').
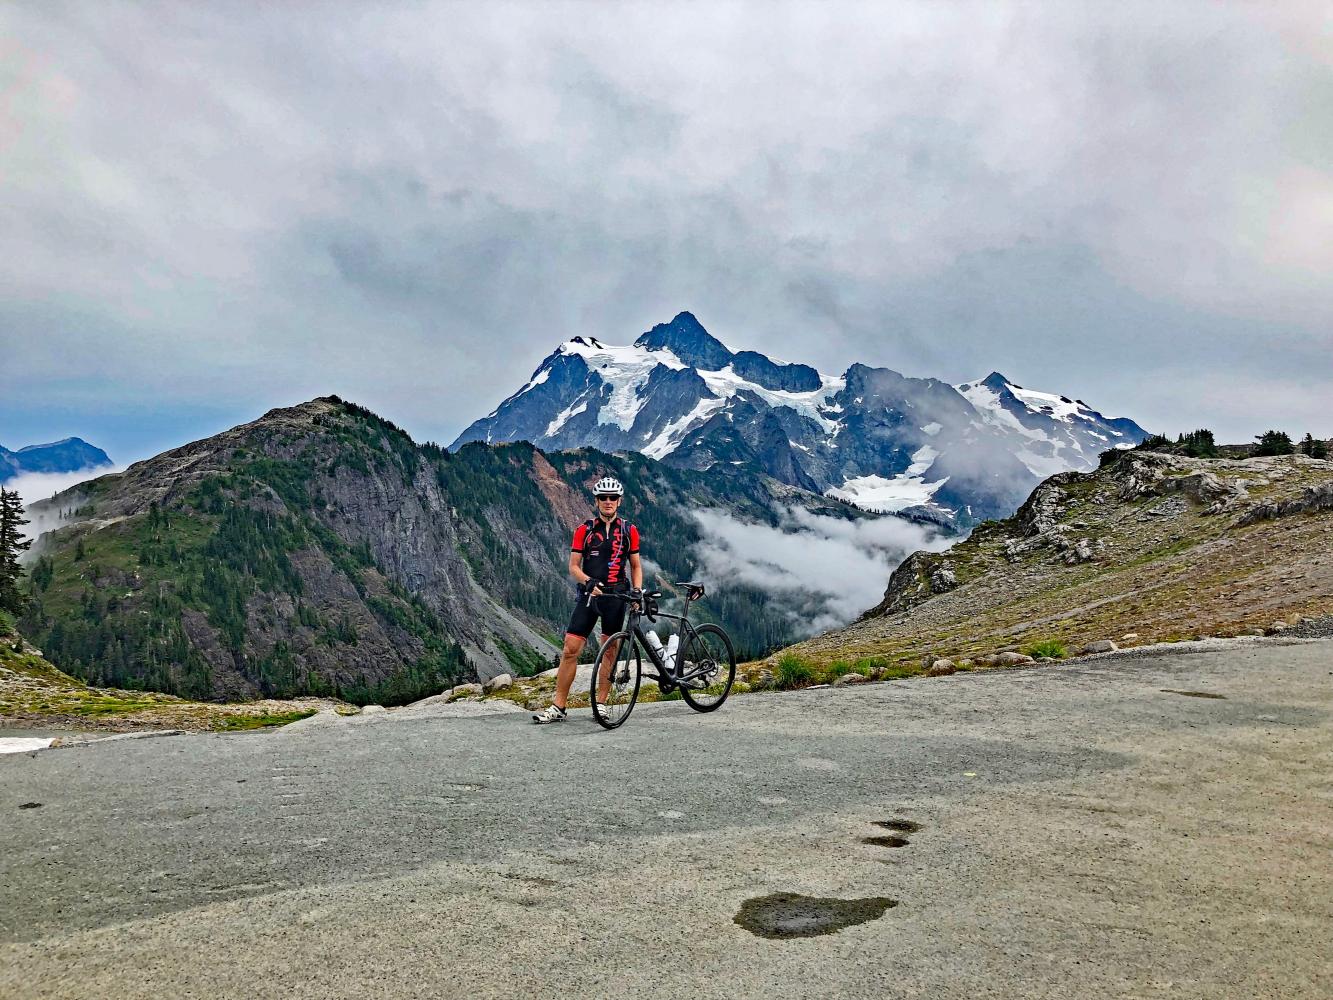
top-left (590, 630), bottom-right (641, 730)
top-left (678, 623), bottom-right (735, 713)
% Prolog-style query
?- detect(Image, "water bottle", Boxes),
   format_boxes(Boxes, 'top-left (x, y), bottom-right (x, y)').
top-left (644, 631), bottom-right (665, 659)
top-left (664, 634), bottom-right (680, 665)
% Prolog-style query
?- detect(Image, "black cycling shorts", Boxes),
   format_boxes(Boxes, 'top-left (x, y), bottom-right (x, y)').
top-left (566, 591), bottom-right (628, 640)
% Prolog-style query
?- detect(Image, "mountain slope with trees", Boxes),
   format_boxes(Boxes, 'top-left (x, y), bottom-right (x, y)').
top-left (18, 397), bottom-right (873, 704)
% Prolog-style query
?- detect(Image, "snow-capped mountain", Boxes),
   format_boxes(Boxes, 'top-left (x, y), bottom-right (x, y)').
top-left (450, 312), bottom-right (1150, 526)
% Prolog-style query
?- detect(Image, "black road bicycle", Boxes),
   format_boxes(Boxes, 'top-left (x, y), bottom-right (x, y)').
top-left (586, 581), bottom-right (736, 730)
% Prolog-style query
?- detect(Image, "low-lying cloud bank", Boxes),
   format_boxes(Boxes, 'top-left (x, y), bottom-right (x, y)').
top-left (8, 466), bottom-right (127, 555)
top-left (691, 506), bottom-right (952, 635)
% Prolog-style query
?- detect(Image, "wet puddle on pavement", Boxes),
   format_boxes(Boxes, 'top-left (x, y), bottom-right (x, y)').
top-left (1160, 689), bottom-right (1227, 699)
top-left (734, 892), bottom-right (898, 939)
top-left (873, 819), bottom-right (922, 833)
top-left (862, 834), bottom-right (910, 848)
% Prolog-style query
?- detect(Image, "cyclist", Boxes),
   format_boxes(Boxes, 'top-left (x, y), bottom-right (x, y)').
top-left (532, 476), bottom-right (643, 724)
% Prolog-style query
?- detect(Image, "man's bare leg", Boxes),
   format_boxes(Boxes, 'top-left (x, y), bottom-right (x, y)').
top-left (595, 635), bottom-right (621, 703)
top-left (553, 633), bottom-right (585, 709)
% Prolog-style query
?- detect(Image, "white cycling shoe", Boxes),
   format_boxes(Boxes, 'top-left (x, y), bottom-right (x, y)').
top-left (531, 704), bottom-right (567, 725)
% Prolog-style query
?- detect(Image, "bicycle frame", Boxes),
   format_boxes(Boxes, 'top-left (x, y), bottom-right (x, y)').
top-left (589, 591), bottom-right (713, 686)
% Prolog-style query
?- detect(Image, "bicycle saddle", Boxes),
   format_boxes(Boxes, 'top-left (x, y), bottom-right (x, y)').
top-left (674, 580), bottom-right (707, 600)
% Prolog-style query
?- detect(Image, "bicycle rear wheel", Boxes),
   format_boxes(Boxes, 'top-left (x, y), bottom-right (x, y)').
top-left (590, 630), bottom-right (641, 730)
top-left (678, 623), bottom-right (735, 713)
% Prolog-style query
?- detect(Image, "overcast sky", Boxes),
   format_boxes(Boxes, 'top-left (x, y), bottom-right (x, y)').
top-left (2, 1), bottom-right (1329, 463)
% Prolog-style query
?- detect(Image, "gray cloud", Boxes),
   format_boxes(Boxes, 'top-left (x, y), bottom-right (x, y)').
top-left (1, 1), bottom-right (1329, 459)
top-left (691, 506), bottom-right (949, 634)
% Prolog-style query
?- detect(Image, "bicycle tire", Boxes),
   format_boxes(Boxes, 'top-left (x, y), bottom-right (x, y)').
top-left (590, 630), bottom-right (641, 730)
top-left (677, 623), bottom-right (735, 713)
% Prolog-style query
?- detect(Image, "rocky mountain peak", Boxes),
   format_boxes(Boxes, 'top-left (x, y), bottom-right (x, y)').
top-left (452, 313), bottom-right (1149, 529)
top-left (633, 311), bottom-right (734, 370)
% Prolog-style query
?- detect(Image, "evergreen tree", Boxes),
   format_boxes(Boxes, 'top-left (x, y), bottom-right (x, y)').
top-left (1254, 430), bottom-right (1294, 456)
top-left (1298, 433), bottom-right (1328, 459)
top-left (1177, 429), bottom-right (1218, 458)
top-left (0, 488), bottom-right (33, 614)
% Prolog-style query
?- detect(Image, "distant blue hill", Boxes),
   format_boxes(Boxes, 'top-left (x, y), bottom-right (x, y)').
top-left (0, 437), bottom-right (113, 484)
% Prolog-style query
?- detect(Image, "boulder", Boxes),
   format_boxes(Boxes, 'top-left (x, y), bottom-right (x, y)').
top-left (927, 659), bottom-right (957, 677)
top-left (1064, 539), bottom-right (1095, 564)
top-left (1120, 633), bottom-right (1140, 642)
top-left (483, 673), bottom-right (514, 693)
top-left (995, 652), bottom-right (1034, 666)
top-left (447, 683), bottom-right (483, 701)
top-left (834, 672), bottom-right (868, 686)
top-left (361, 705), bottom-right (386, 715)
top-left (1266, 621), bottom-right (1289, 635)
top-left (1078, 640), bottom-right (1118, 655)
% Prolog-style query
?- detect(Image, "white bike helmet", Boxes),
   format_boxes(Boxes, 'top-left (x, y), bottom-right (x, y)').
top-left (592, 476), bottom-right (624, 497)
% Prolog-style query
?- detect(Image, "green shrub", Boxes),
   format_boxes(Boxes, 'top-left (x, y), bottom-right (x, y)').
top-left (823, 659), bottom-right (874, 683)
top-left (774, 653), bottom-right (817, 689)
top-left (1025, 639), bottom-right (1067, 659)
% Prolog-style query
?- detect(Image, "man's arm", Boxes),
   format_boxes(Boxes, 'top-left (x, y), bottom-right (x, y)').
top-left (629, 552), bottom-right (643, 590)
top-left (568, 551), bottom-right (592, 588)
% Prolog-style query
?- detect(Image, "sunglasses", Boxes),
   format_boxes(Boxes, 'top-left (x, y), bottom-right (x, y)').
top-left (595, 495), bottom-right (621, 502)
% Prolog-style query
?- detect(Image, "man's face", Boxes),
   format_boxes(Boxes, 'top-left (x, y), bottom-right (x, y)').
top-left (596, 494), bottom-right (621, 516)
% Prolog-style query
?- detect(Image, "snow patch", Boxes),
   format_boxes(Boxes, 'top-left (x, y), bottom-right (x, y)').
top-left (826, 458), bottom-right (950, 513)
top-left (543, 398), bottom-right (589, 438)
top-left (642, 396), bottom-right (728, 459)
top-left (695, 366), bottom-right (846, 435)
top-left (905, 445), bottom-right (938, 477)
top-left (921, 422), bottom-right (942, 437)
top-left (551, 340), bottom-right (689, 431)
top-left (1007, 384), bottom-right (1086, 422)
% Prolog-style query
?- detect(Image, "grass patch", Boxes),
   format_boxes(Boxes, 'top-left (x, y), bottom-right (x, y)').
top-left (211, 709), bottom-right (318, 731)
top-left (774, 653), bottom-right (818, 689)
top-left (1024, 639), bottom-right (1067, 659)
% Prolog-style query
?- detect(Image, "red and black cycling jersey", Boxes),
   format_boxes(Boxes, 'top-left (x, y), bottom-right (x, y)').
top-left (571, 516), bottom-right (640, 588)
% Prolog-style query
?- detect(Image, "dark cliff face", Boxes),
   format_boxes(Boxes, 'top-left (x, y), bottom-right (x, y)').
top-left (20, 397), bottom-right (867, 703)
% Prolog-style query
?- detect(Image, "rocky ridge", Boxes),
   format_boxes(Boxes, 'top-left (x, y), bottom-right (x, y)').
top-left (776, 450), bottom-right (1333, 669)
